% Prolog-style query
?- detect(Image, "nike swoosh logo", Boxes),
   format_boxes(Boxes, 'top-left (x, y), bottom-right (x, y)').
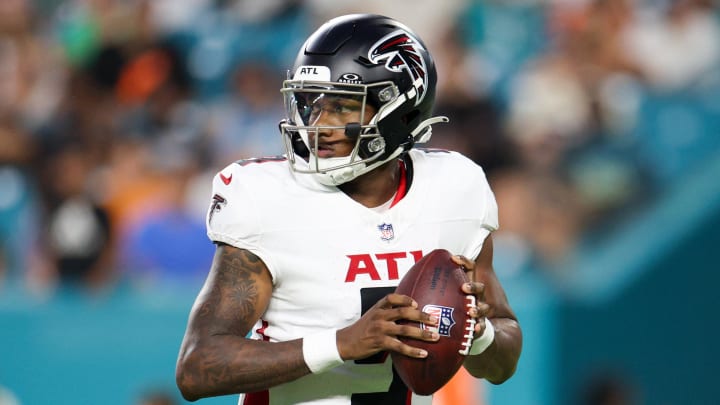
top-left (220, 173), bottom-right (232, 185)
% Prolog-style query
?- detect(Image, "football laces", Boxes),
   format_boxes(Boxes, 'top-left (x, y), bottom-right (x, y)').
top-left (459, 295), bottom-right (477, 356)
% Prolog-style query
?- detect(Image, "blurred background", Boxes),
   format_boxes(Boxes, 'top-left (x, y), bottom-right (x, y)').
top-left (1, 0), bottom-right (719, 404)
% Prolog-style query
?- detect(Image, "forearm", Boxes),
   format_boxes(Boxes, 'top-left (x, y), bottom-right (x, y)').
top-left (463, 317), bottom-right (522, 384)
top-left (176, 335), bottom-right (311, 400)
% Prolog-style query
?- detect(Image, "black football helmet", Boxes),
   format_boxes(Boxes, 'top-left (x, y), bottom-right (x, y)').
top-left (280, 14), bottom-right (448, 185)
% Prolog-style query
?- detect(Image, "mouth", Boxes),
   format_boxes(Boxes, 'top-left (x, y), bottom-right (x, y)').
top-left (312, 140), bottom-right (340, 158)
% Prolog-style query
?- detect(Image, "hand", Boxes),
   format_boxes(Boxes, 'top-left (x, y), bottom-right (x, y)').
top-left (336, 293), bottom-right (440, 360)
top-left (452, 255), bottom-right (491, 339)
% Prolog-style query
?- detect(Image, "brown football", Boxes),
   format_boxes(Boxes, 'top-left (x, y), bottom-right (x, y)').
top-left (391, 249), bottom-right (476, 396)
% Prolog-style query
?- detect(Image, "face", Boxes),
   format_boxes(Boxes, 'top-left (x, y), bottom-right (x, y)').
top-left (297, 93), bottom-right (377, 158)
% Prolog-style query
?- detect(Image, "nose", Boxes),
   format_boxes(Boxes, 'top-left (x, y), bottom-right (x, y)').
top-left (311, 109), bottom-right (344, 138)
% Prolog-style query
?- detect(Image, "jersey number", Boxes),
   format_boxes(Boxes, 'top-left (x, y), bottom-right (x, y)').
top-left (355, 287), bottom-right (396, 364)
top-left (352, 287), bottom-right (410, 404)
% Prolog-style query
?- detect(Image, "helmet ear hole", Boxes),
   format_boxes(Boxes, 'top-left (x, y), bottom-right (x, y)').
top-left (403, 110), bottom-right (420, 126)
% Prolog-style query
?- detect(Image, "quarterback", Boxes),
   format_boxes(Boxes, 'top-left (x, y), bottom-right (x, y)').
top-left (176, 14), bottom-right (522, 405)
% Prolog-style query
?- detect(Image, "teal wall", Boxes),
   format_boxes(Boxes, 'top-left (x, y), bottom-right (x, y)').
top-left (558, 208), bottom-right (720, 405)
top-left (488, 274), bottom-right (559, 405)
top-left (553, 153), bottom-right (720, 405)
top-left (0, 286), bottom-right (233, 405)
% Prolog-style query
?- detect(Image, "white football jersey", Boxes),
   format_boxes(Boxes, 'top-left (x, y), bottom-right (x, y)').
top-left (206, 148), bottom-right (498, 405)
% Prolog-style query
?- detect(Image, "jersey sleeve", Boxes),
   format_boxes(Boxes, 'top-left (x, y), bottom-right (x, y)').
top-left (478, 167), bottom-right (499, 232)
top-left (459, 154), bottom-right (499, 261)
top-left (205, 163), bottom-right (262, 251)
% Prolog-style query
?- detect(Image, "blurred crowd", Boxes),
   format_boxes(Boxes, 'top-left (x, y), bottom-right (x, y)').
top-left (1, 0), bottom-right (719, 296)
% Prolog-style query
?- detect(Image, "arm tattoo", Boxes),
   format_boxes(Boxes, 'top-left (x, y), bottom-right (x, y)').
top-left (198, 248), bottom-right (267, 337)
top-left (179, 247), bottom-right (311, 396)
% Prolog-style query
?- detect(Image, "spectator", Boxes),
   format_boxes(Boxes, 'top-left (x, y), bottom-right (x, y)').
top-left (35, 138), bottom-right (115, 290)
top-left (0, 120), bottom-right (40, 286)
top-left (622, 0), bottom-right (720, 91)
top-left (205, 59), bottom-right (285, 163)
top-left (118, 136), bottom-right (214, 289)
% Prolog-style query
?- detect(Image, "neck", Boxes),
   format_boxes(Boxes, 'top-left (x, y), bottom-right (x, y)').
top-left (339, 159), bottom-right (401, 208)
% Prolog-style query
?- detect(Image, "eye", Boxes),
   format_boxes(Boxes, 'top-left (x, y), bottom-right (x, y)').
top-left (333, 102), bottom-right (360, 114)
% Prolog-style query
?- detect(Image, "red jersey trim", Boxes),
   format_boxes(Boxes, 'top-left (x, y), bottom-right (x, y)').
top-left (242, 391), bottom-right (269, 405)
top-left (390, 160), bottom-right (408, 208)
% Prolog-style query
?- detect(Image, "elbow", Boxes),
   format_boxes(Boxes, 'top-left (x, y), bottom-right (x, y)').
top-left (485, 364), bottom-right (518, 385)
top-left (488, 326), bottom-right (523, 385)
top-left (175, 354), bottom-right (202, 401)
top-left (465, 361), bottom-right (518, 385)
top-left (467, 320), bottom-right (523, 385)
top-left (491, 327), bottom-right (523, 385)
top-left (176, 377), bottom-right (199, 402)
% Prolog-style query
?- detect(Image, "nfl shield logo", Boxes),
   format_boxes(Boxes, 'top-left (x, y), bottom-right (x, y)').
top-left (377, 223), bottom-right (394, 241)
top-left (421, 305), bottom-right (455, 337)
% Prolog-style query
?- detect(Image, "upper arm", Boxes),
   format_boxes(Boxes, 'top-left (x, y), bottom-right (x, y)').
top-left (186, 243), bottom-right (273, 339)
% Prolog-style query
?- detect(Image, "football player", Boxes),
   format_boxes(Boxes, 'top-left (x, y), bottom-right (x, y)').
top-left (176, 14), bottom-right (522, 405)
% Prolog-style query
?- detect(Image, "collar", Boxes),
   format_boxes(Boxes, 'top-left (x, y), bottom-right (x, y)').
top-left (389, 159), bottom-right (409, 208)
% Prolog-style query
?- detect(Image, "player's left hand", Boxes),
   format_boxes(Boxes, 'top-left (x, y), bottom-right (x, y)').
top-left (452, 255), bottom-right (491, 338)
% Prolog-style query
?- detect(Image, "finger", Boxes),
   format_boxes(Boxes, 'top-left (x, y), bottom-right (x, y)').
top-left (452, 255), bottom-right (474, 271)
top-left (477, 302), bottom-right (490, 317)
top-left (462, 281), bottom-right (485, 296)
top-left (467, 302), bottom-right (490, 318)
top-left (474, 317), bottom-right (487, 336)
top-left (380, 293), bottom-right (417, 309)
top-left (393, 322), bottom-right (440, 342)
top-left (391, 306), bottom-right (439, 325)
top-left (386, 337), bottom-right (429, 359)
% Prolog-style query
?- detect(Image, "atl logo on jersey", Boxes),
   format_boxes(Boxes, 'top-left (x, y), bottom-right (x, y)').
top-left (344, 250), bottom-right (423, 282)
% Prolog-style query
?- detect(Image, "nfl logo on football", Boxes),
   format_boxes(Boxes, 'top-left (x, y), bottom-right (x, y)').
top-left (377, 223), bottom-right (394, 241)
top-left (421, 304), bottom-right (455, 337)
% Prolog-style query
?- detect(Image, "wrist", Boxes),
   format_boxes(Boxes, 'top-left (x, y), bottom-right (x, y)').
top-left (469, 318), bottom-right (495, 356)
top-left (302, 329), bottom-right (344, 373)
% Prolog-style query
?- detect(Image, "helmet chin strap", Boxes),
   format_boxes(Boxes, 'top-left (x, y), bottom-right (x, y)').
top-left (310, 146), bottom-right (404, 186)
top-left (307, 116), bottom-right (448, 186)
top-left (309, 155), bottom-right (362, 185)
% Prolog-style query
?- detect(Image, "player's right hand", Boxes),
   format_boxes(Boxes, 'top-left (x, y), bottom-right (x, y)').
top-left (335, 293), bottom-right (440, 360)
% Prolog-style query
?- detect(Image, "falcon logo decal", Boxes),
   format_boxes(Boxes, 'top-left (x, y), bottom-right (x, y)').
top-left (208, 193), bottom-right (227, 224)
top-left (368, 30), bottom-right (429, 106)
